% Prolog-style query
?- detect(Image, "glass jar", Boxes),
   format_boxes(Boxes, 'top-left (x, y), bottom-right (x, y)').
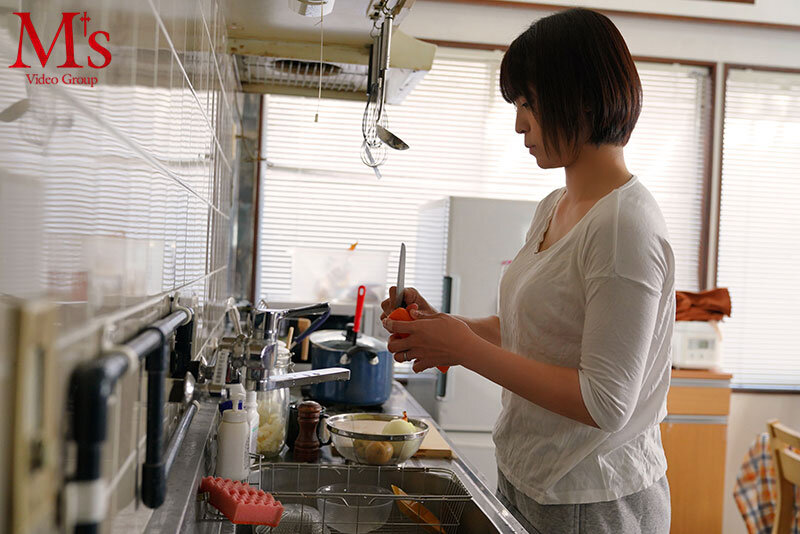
top-left (255, 343), bottom-right (292, 457)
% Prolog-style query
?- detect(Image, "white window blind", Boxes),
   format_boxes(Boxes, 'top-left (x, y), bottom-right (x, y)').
top-left (257, 48), bottom-right (711, 307)
top-left (718, 68), bottom-right (800, 387)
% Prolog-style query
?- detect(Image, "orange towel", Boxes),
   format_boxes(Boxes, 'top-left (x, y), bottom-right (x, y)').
top-left (675, 288), bottom-right (732, 322)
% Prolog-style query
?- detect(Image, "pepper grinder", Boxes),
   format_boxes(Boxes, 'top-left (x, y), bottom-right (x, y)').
top-left (294, 400), bottom-right (323, 462)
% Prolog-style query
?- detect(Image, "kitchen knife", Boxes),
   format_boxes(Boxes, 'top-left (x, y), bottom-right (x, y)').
top-left (395, 243), bottom-right (406, 309)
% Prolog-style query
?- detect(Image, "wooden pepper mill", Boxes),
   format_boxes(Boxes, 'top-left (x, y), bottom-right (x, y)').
top-left (294, 400), bottom-right (324, 462)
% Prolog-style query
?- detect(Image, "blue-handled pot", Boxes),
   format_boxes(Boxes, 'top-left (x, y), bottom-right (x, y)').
top-left (308, 328), bottom-right (393, 406)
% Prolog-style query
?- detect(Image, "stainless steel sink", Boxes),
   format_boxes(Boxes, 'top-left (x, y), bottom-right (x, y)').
top-left (241, 463), bottom-right (504, 534)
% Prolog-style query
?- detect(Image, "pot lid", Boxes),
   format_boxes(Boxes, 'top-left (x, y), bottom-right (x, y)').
top-left (309, 329), bottom-right (387, 352)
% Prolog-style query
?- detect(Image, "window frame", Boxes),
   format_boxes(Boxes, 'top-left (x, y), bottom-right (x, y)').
top-left (394, 41), bottom-right (721, 294)
top-left (714, 63), bottom-right (800, 393)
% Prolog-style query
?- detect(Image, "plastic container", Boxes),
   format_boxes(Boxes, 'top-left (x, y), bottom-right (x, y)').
top-left (244, 391), bottom-right (259, 454)
top-left (216, 405), bottom-right (250, 481)
top-left (255, 345), bottom-right (292, 457)
top-left (289, 247), bottom-right (388, 303)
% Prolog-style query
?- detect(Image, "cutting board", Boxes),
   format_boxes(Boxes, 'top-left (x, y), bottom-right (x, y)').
top-left (414, 421), bottom-right (456, 460)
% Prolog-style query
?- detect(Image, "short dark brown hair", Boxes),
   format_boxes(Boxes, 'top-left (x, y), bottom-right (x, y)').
top-left (500, 8), bottom-right (642, 157)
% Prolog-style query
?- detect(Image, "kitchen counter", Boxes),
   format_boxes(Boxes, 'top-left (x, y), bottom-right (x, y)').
top-left (143, 381), bottom-right (529, 533)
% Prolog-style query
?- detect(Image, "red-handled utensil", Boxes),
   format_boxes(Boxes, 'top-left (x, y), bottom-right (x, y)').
top-left (353, 285), bottom-right (366, 335)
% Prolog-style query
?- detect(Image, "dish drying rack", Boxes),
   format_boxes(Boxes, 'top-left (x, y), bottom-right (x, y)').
top-left (198, 454), bottom-right (472, 533)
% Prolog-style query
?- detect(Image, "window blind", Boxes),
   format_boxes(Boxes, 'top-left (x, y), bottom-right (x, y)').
top-left (718, 68), bottom-right (800, 387)
top-left (257, 48), bottom-right (711, 307)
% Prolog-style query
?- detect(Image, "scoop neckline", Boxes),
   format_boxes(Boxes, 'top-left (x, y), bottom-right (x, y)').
top-left (533, 175), bottom-right (638, 256)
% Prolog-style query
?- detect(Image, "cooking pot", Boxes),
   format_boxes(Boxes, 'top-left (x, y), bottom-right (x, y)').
top-left (309, 328), bottom-right (392, 406)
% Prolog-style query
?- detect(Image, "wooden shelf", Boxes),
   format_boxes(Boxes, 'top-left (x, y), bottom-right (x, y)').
top-left (671, 368), bottom-right (733, 381)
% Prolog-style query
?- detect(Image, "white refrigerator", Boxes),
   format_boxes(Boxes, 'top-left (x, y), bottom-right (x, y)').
top-left (415, 196), bottom-right (538, 489)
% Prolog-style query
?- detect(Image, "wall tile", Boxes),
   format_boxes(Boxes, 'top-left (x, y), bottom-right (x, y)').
top-left (0, 0), bottom-right (239, 531)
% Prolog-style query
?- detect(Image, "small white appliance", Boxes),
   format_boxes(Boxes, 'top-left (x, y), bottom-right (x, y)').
top-left (671, 320), bottom-right (723, 369)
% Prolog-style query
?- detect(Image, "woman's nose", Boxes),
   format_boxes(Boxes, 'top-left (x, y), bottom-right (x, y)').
top-left (515, 108), bottom-right (528, 134)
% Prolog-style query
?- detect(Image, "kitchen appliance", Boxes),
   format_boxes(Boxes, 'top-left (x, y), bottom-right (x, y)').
top-left (412, 196), bottom-right (539, 490)
top-left (299, 285), bottom-right (391, 405)
top-left (228, 0), bottom-right (435, 103)
top-left (672, 320), bottom-right (723, 369)
top-left (309, 329), bottom-right (393, 406)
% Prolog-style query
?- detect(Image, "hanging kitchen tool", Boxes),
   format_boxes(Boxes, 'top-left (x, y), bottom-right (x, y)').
top-left (360, 31), bottom-right (388, 169)
top-left (376, 124), bottom-right (409, 150)
top-left (360, 11), bottom-right (409, 176)
top-left (372, 13), bottom-right (409, 151)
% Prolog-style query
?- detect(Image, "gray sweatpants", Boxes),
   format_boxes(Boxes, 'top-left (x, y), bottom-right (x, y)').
top-left (497, 469), bottom-right (671, 534)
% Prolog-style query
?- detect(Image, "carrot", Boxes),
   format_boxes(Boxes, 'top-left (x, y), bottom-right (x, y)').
top-left (388, 308), bottom-right (450, 373)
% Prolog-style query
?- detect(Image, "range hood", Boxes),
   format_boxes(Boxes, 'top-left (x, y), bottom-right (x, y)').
top-left (225, 0), bottom-right (436, 104)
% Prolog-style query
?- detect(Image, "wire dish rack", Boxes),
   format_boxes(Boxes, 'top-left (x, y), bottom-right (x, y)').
top-left (251, 462), bottom-right (472, 534)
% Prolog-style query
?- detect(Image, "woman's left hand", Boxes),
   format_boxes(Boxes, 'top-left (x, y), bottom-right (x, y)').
top-left (383, 308), bottom-right (477, 373)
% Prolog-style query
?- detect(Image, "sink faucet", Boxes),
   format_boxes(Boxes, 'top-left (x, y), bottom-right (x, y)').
top-left (215, 300), bottom-right (348, 392)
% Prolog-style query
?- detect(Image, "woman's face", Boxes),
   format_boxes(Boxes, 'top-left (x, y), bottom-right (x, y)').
top-left (514, 97), bottom-right (572, 169)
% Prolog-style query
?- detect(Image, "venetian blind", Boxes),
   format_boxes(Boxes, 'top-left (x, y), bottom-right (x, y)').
top-left (257, 48), bottom-right (711, 308)
top-left (718, 68), bottom-right (800, 387)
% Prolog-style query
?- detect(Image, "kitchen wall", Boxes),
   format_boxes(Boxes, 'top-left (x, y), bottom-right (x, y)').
top-left (404, 2), bottom-right (800, 533)
top-left (0, 0), bottom-right (240, 531)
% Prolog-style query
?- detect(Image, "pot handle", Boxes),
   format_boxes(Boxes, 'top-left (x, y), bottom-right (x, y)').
top-left (353, 285), bottom-right (366, 334)
top-left (291, 305), bottom-right (332, 347)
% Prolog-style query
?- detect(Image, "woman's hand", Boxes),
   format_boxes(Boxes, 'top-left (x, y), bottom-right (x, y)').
top-left (380, 286), bottom-right (437, 321)
top-left (383, 309), bottom-right (477, 373)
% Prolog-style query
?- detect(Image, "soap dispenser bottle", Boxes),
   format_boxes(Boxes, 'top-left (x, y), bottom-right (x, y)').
top-left (216, 403), bottom-right (249, 481)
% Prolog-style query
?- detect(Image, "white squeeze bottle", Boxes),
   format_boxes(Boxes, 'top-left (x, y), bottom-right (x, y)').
top-left (216, 403), bottom-right (250, 480)
top-left (244, 391), bottom-right (259, 454)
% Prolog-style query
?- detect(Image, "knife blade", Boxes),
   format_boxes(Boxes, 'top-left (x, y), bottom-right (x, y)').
top-left (395, 243), bottom-right (406, 309)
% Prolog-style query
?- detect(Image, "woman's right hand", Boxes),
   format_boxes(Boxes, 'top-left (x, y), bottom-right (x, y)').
top-left (380, 286), bottom-right (437, 320)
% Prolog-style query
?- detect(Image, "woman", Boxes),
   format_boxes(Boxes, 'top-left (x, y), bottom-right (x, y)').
top-left (381, 8), bottom-right (673, 534)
